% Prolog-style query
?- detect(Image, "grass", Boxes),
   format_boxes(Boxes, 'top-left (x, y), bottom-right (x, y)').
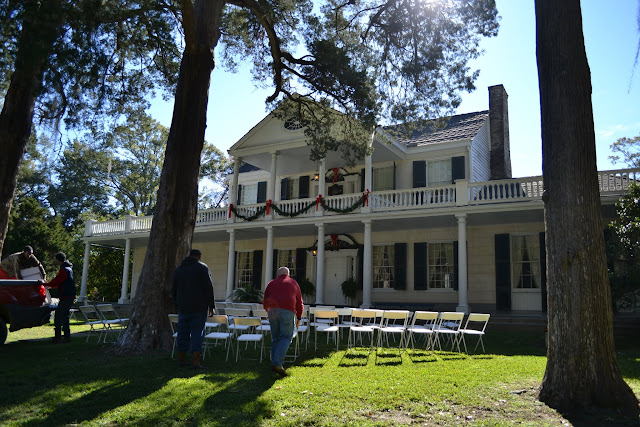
top-left (1, 321), bottom-right (639, 426)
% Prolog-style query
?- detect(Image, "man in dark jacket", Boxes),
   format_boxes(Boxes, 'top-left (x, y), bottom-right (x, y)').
top-left (44, 252), bottom-right (76, 343)
top-left (172, 249), bottom-right (215, 369)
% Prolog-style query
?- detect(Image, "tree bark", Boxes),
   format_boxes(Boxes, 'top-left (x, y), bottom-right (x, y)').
top-left (536, 0), bottom-right (639, 414)
top-left (115, 0), bottom-right (225, 353)
top-left (0, 3), bottom-right (63, 256)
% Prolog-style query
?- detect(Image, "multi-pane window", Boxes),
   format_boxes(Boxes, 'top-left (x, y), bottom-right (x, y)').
top-left (285, 178), bottom-right (300, 200)
top-left (277, 249), bottom-right (296, 278)
top-left (373, 244), bottom-right (395, 288)
top-left (427, 160), bottom-right (451, 186)
top-left (427, 242), bottom-right (455, 289)
top-left (511, 235), bottom-right (541, 289)
top-left (240, 184), bottom-right (258, 205)
top-left (236, 252), bottom-right (254, 289)
top-left (373, 166), bottom-right (394, 191)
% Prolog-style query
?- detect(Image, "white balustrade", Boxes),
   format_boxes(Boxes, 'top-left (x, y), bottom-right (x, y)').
top-left (274, 198), bottom-right (316, 218)
top-left (597, 168), bottom-right (640, 193)
top-left (196, 208), bottom-right (227, 225)
top-left (468, 176), bottom-right (544, 205)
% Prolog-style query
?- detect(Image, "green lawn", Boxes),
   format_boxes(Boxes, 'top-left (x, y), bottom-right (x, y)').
top-left (1, 321), bottom-right (638, 426)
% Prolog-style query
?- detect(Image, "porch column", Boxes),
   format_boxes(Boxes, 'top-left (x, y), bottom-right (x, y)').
top-left (361, 219), bottom-right (372, 308)
top-left (269, 152), bottom-right (278, 205)
top-left (264, 226), bottom-right (274, 288)
top-left (456, 213), bottom-right (469, 314)
top-left (79, 241), bottom-right (91, 303)
top-left (229, 157), bottom-right (240, 223)
top-left (315, 223), bottom-right (325, 304)
top-left (226, 229), bottom-right (236, 301)
top-left (118, 238), bottom-right (131, 304)
top-left (316, 158), bottom-right (326, 216)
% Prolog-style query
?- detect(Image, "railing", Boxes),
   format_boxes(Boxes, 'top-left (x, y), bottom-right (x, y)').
top-left (85, 168), bottom-right (639, 237)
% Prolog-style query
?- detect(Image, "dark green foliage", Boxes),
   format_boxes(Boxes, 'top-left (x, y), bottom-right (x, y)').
top-left (609, 135), bottom-right (640, 168)
top-left (341, 277), bottom-right (357, 300)
top-left (85, 246), bottom-right (128, 302)
top-left (231, 285), bottom-right (264, 303)
top-left (298, 277), bottom-right (315, 297)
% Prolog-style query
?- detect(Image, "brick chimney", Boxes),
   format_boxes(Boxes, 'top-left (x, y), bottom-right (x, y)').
top-left (489, 85), bottom-right (512, 179)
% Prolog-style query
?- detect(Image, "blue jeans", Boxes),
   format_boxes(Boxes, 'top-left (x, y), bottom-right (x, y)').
top-left (268, 308), bottom-right (296, 367)
top-left (54, 299), bottom-right (73, 335)
top-left (177, 311), bottom-right (207, 353)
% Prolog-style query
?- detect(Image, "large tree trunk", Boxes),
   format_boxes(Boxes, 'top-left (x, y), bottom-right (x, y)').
top-left (0, 3), bottom-right (62, 256)
top-left (536, 0), bottom-right (639, 414)
top-left (115, 0), bottom-right (225, 354)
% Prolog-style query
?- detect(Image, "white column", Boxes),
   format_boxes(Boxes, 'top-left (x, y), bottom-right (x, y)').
top-left (264, 226), bottom-right (274, 288)
top-left (269, 152), bottom-right (278, 202)
top-left (118, 239), bottom-right (131, 304)
top-left (315, 223), bottom-right (325, 304)
top-left (456, 213), bottom-right (469, 314)
top-left (225, 229), bottom-right (236, 301)
top-left (365, 153), bottom-right (373, 193)
top-left (79, 241), bottom-right (91, 303)
top-left (229, 158), bottom-right (240, 223)
top-left (361, 220), bottom-right (373, 308)
top-left (316, 158), bottom-right (326, 216)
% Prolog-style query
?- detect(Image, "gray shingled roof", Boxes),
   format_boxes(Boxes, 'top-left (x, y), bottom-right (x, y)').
top-left (385, 110), bottom-right (489, 147)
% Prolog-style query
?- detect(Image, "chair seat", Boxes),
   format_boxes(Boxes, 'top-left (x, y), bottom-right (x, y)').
top-left (237, 333), bottom-right (263, 342)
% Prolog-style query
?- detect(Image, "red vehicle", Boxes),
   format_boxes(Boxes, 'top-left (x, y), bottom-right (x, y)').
top-left (0, 279), bottom-right (53, 344)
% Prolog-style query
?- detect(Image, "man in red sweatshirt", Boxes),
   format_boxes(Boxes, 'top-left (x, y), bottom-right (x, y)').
top-left (263, 266), bottom-right (303, 377)
top-left (44, 252), bottom-right (76, 343)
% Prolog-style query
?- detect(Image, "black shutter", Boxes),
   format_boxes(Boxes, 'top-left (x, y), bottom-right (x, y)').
top-left (414, 242), bottom-right (427, 290)
top-left (360, 168), bottom-right (366, 192)
top-left (539, 232), bottom-right (547, 312)
top-left (495, 234), bottom-right (511, 311)
top-left (299, 176), bottom-right (310, 199)
top-left (272, 249), bottom-right (279, 281)
top-left (280, 178), bottom-right (288, 200)
top-left (257, 181), bottom-right (267, 203)
top-left (413, 161), bottom-right (426, 188)
top-left (394, 243), bottom-right (407, 290)
top-left (453, 241), bottom-right (459, 291)
top-left (452, 156), bottom-right (465, 183)
top-left (232, 251), bottom-right (237, 291)
top-left (252, 250), bottom-right (263, 289)
top-left (237, 185), bottom-right (242, 205)
top-left (295, 248), bottom-right (307, 282)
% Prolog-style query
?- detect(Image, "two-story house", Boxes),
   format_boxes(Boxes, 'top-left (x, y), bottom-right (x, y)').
top-left (79, 84), bottom-right (638, 313)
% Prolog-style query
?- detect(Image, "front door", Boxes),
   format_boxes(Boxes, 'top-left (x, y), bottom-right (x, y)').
top-left (324, 250), bottom-right (357, 306)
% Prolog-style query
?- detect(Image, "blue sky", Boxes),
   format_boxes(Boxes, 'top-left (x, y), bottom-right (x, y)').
top-left (150, 0), bottom-right (640, 178)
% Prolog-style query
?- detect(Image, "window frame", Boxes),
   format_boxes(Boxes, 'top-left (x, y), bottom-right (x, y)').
top-left (510, 234), bottom-right (542, 291)
top-left (235, 251), bottom-right (254, 289)
top-left (372, 244), bottom-right (395, 289)
top-left (426, 241), bottom-right (456, 290)
top-left (427, 159), bottom-right (452, 187)
top-left (277, 249), bottom-right (297, 278)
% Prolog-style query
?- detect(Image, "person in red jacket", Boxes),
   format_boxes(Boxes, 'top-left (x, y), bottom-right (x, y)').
top-left (263, 266), bottom-right (303, 377)
top-left (44, 252), bottom-right (76, 343)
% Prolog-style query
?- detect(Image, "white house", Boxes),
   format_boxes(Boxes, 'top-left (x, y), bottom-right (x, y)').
top-left (78, 85), bottom-right (639, 313)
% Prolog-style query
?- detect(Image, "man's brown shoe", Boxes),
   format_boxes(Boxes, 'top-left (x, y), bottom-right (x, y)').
top-left (271, 365), bottom-right (288, 377)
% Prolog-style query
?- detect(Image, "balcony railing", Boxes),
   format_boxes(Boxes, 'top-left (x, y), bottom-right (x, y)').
top-left (85, 168), bottom-right (639, 237)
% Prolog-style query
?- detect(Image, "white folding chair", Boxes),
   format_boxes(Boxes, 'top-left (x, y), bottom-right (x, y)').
top-left (336, 307), bottom-right (355, 339)
top-left (433, 312), bottom-right (465, 352)
top-left (225, 308), bottom-right (252, 335)
top-left (78, 305), bottom-right (106, 343)
top-left (459, 313), bottom-right (490, 354)
top-left (168, 314), bottom-right (179, 358)
top-left (203, 315), bottom-right (234, 361)
top-left (347, 309), bottom-right (378, 352)
top-left (214, 301), bottom-right (227, 315)
top-left (376, 310), bottom-right (411, 352)
top-left (95, 304), bottom-right (128, 343)
top-left (232, 317), bottom-right (264, 363)
top-left (406, 311), bottom-right (439, 352)
top-left (313, 310), bottom-right (340, 351)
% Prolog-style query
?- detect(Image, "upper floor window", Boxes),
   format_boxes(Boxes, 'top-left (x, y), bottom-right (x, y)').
top-left (285, 178), bottom-right (300, 200)
top-left (278, 249), bottom-right (297, 278)
top-left (428, 242), bottom-right (455, 289)
top-left (373, 244), bottom-right (395, 288)
top-left (236, 251), bottom-right (254, 289)
top-left (240, 184), bottom-right (258, 205)
top-left (373, 166), bottom-right (394, 191)
top-left (511, 235), bottom-right (541, 289)
top-left (427, 160), bottom-right (452, 186)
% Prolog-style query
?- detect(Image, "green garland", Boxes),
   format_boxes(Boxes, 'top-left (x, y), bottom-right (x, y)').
top-left (230, 193), bottom-right (368, 221)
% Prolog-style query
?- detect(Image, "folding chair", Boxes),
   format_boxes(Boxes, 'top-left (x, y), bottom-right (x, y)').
top-left (347, 309), bottom-right (378, 352)
top-left (203, 315), bottom-right (234, 361)
top-left (459, 313), bottom-right (490, 353)
top-left (406, 311), bottom-right (439, 351)
top-left (95, 304), bottom-right (128, 343)
top-left (376, 310), bottom-right (411, 352)
top-left (168, 314), bottom-right (179, 358)
top-left (313, 310), bottom-right (340, 351)
top-left (226, 308), bottom-right (252, 335)
top-left (78, 305), bottom-right (106, 343)
top-left (253, 308), bottom-right (271, 335)
top-left (336, 307), bottom-right (355, 339)
top-left (433, 312), bottom-right (465, 352)
top-left (232, 317), bottom-right (264, 362)
top-left (214, 301), bottom-right (227, 315)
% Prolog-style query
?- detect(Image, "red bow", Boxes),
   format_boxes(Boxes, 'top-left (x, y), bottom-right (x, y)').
top-left (332, 167), bottom-right (339, 183)
top-left (331, 234), bottom-right (339, 247)
top-left (228, 204), bottom-right (233, 218)
top-left (316, 194), bottom-right (323, 211)
top-left (266, 199), bottom-right (272, 215)
top-left (363, 189), bottom-right (370, 206)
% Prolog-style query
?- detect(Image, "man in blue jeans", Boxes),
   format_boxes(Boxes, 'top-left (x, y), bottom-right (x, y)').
top-left (172, 249), bottom-right (215, 369)
top-left (263, 266), bottom-right (303, 377)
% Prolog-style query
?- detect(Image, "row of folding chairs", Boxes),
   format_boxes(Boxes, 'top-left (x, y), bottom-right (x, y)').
top-left (78, 304), bottom-right (129, 343)
top-left (213, 302), bottom-right (264, 315)
top-left (306, 308), bottom-right (490, 355)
